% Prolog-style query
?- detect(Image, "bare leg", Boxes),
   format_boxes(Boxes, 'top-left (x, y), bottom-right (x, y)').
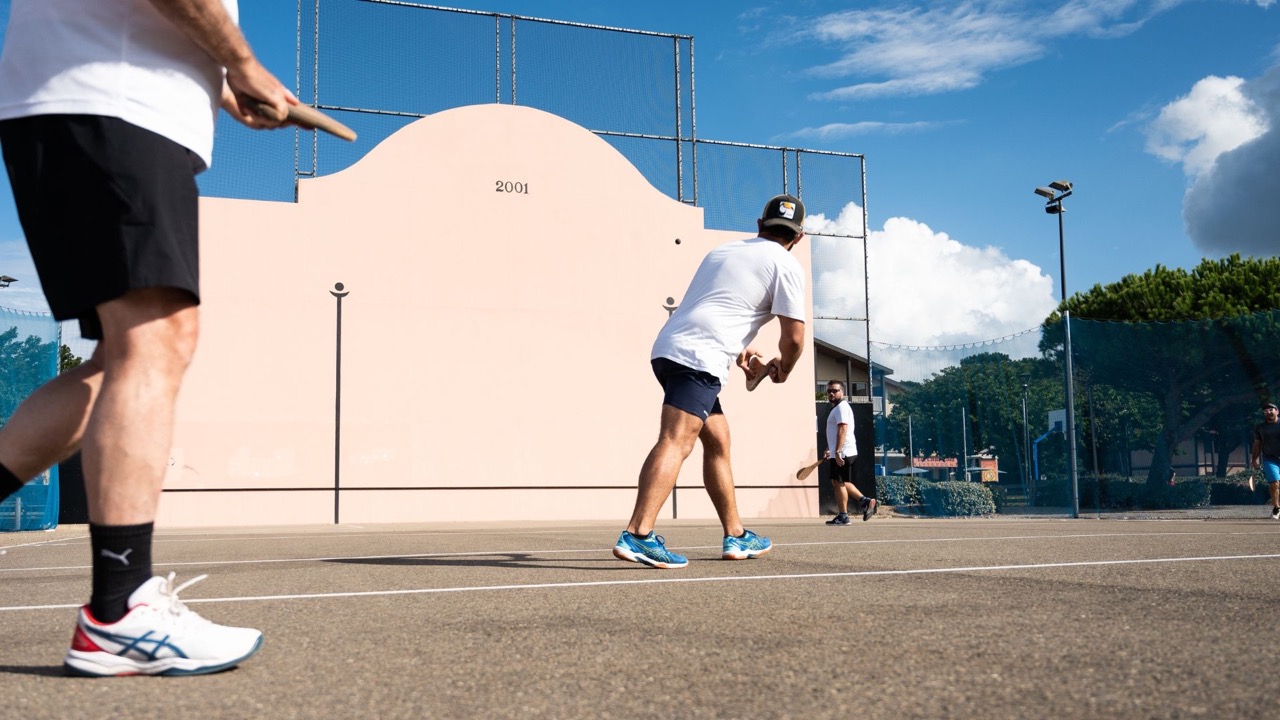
top-left (83, 289), bottom-right (198, 525)
top-left (699, 414), bottom-right (744, 537)
top-left (1271, 481), bottom-right (1279, 511)
top-left (844, 481), bottom-right (866, 505)
top-left (626, 405), bottom-right (703, 537)
top-left (0, 349), bottom-right (103, 481)
top-left (833, 480), bottom-right (849, 514)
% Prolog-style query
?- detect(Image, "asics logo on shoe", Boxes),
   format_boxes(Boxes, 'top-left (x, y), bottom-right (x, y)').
top-left (99, 548), bottom-right (133, 566)
top-left (84, 625), bottom-right (187, 661)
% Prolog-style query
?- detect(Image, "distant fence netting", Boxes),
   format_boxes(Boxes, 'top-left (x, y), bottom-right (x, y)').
top-left (203, 0), bottom-right (694, 203)
top-left (1068, 309), bottom-right (1280, 513)
top-left (872, 328), bottom-right (1070, 512)
top-left (695, 143), bottom-right (795, 231)
top-left (0, 305), bottom-right (59, 530)
top-left (200, 1), bottom-right (866, 241)
top-left (872, 310), bottom-right (1280, 516)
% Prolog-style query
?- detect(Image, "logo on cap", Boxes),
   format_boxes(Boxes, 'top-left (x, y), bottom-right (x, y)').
top-left (760, 194), bottom-right (805, 233)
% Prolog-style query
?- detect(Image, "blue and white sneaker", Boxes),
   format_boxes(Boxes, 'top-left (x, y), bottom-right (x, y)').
top-left (612, 530), bottom-right (688, 569)
top-left (722, 529), bottom-right (772, 560)
top-left (64, 573), bottom-right (263, 677)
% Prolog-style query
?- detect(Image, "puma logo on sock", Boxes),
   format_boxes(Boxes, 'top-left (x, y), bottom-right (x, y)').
top-left (99, 548), bottom-right (133, 566)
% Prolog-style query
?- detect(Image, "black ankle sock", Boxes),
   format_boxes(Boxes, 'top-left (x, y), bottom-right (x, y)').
top-left (89, 523), bottom-right (154, 623)
top-left (0, 463), bottom-right (23, 503)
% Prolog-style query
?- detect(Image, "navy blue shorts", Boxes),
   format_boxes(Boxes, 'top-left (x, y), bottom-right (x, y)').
top-left (651, 357), bottom-right (723, 421)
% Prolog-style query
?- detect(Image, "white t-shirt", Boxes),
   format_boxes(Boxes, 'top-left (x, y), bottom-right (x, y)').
top-left (826, 401), bottom-right (857, 459)
top-left (0, 0), bottom-right (235, 169)
top-left (652, 236), bottom-right (806, 382)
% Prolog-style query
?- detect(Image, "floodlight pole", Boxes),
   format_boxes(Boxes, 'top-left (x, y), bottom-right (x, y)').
top-left (1037, 182), bottom-right (1080, 518)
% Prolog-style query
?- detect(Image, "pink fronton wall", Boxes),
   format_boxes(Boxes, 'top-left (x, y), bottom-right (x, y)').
top-left (159, 104), bottom-right (818, 527)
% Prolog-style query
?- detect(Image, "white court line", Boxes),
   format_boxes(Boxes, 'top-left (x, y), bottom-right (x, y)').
top-left (4, 552), bottom-right (1278, 612)
top-left (3, 529), bottom-right (1277, 574)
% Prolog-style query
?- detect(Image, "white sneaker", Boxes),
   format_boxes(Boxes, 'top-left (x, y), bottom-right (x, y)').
top-left (63, 573), bottom-right (262, 677)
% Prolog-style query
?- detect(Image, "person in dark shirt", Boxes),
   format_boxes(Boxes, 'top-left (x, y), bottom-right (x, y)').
top-left (1250, 402), bottom-right (1280, 520)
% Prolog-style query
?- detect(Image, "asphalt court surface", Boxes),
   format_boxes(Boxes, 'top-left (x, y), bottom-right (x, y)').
top-left (1, 515), bottom-right (1279, 719)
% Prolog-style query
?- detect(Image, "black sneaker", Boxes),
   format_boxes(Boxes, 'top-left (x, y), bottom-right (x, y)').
top-left (861, 497), bottom-right (878, 521)
top-left (825, 513), bottom-right (851, 525)
top-left (1271, 506), bottom-right (1279, 520)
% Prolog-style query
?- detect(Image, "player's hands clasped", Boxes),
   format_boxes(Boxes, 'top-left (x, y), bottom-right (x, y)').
top-left (769, 360), bottom-right (789, 384)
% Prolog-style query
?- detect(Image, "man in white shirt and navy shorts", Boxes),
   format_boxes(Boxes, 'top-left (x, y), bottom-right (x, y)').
top-left (0, 0), bottom-right (294, 676)
top-left (823, 380), bottom-right (876, 524)
top-left (613, 194), bottom-right (808, 568)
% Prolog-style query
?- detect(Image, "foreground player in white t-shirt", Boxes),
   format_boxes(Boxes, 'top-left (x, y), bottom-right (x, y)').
top-left (613, 195), bottom-right (808, 568)
top-left (0, 0), bottom-right (294, 676)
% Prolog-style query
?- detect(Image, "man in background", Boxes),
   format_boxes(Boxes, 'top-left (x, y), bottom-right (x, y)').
top-left (1251, 401), bottom-right (1280, 520)
top-left (823, 380), bottom-right (876, 525)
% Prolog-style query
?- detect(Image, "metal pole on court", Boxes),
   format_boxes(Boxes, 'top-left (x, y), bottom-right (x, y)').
top-left (1022, 381), bottom-right (1030, 498)
top-left (331, 282), bottom-right (349, 524)
top-left (1064, 310), bottom-right (1079, 518)
top-left (1036, 181), bottom-right (1080, 518)
top-left (1058, 204), bottom-right (1080, 518)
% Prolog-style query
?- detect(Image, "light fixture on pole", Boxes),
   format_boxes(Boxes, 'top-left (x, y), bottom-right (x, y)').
top-left (1034, 179), bottom-right (1080, 518)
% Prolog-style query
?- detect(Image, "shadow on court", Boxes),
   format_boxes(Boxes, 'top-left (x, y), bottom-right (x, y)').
top-left (323, 553), bottom-right (623, 571)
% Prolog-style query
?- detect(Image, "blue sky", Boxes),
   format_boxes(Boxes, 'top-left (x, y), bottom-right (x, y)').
top-left (1, 0), bottom-right (1278, 351)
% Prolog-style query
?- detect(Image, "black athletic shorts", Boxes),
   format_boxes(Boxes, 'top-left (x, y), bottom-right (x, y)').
top-left (0, 114), bottom-right (202, 340)
top-left (829, 457), bottom-right (855, 484)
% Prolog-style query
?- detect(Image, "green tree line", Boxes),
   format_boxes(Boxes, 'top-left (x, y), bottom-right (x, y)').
top-left (885, 255), bottom-right (1280, 491)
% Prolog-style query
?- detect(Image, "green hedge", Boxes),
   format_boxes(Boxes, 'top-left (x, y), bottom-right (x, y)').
top-left (876, 475), bottom-right (920, 506)
top-left (1209, 476), bottom-right (1270, 505)
top-left (919, 480), bottom-right (995, 517)
top-left (989, 485), bottom-right (1010, 513)
top-left (1039, 474), bottom-right (1211, 510)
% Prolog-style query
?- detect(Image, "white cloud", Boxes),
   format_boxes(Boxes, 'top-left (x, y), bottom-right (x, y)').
top-left (1144, 75), bottom-right (1268, 177)
top-left (1179, 64), bottom-right (1280, 256)
top-left (804, 5), bottom-right (1041, 101)
top-left (805, 202), bottom-right (1057, 365)
top-left (778, 120), bottom-right (955, 142)
top-left (796, 1), bottom-right (1183, 102)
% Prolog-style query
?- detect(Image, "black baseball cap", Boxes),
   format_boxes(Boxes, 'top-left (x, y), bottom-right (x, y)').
top-left (760, 194), bottom-right (805, 234)
top-left (1264, 402), bottom-right (1278, 410)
